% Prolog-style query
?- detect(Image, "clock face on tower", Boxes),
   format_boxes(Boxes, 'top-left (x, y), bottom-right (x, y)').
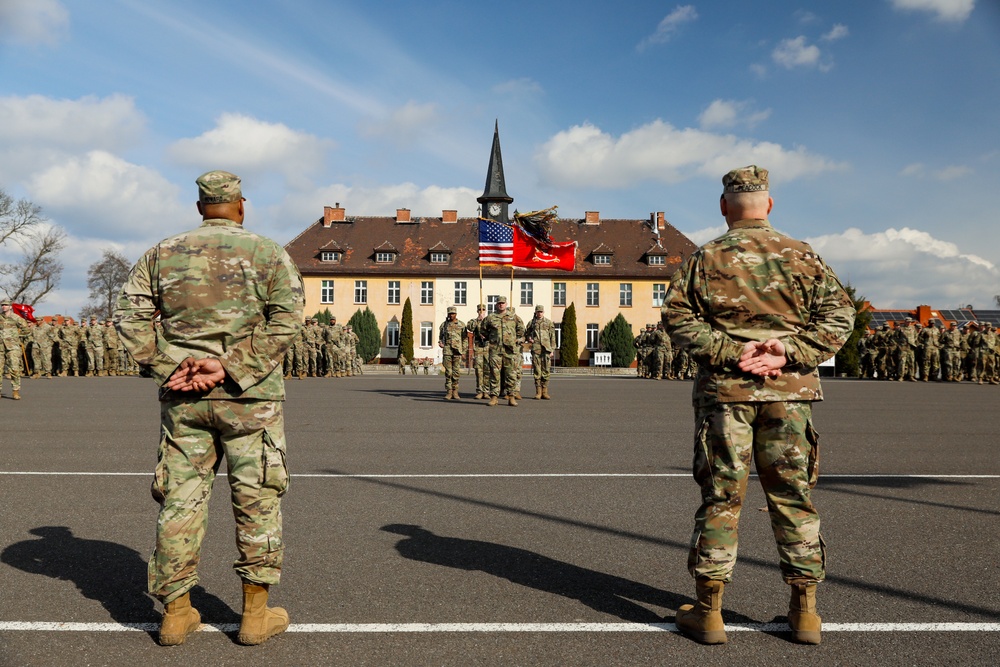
top-left (488, 203), bottom-right (502, 217)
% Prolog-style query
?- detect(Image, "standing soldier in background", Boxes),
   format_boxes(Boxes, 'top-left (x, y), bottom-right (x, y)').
top-left (977, 322), bottom-right (997, 384)
top-left (652, 321), bottom-right (673, 380)
top-left (103, 320), bottom-right (120, 375)
top-left (1, 299), bottom-right (29, 398)
top-left (895, 319), bottom-right (918, 381)
top-left (918, 321), bottom-right (941, 381)
top-left (322, 316), bottom-right (342, 378)
top-left (940, 322), bottom-right (962, 382)
top-left (524, 304), bottom-right (555, 399)
top-left (303, 318), bottom-right (320, 377)
top-left (633, 327), bottom-right (646, 378)
top-left (466, 304), bottom-right (488, 399)
top-left (59, 320), bottom-right (80, 376)
top-left (663, 166), bottom-right (854, 646)
top-left (345, 324), bottom-right (360, 375)
top-left (438, 306), bottom-right (467, 399)
top-left (115, 170), bottom-right (304, 647)
top-left (480, 295), bottom-right (525, 406)
top-left (89, 316), bottom-right (106, 376)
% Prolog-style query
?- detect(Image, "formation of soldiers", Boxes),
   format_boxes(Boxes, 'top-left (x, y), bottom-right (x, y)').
top-left (859, 319), bottom-right (1000, 383)
top-left (282, 317), bottom-right (363, 378)
top-left (633, 321), bottom-right (697, 380)
top-left (10, 316), bottom-right (141, 382)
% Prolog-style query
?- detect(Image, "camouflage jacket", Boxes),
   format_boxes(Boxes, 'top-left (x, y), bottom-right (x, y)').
top-left (114, 218), bottom-right (305, 401)
top-left (481, 310), bottom-right (525, 350)
top-left (662, 218), bottom-right (855, 406)
top-left (940, 329), bottom-right (962, 349)
top-left (466, 317), bottom-right (488, 349)
top-left (0, 310), bottom-right (29, 347)
top-left (438, 317), bottom-right (467, 354)
top-left (525, 315), bottom-right (556, 352)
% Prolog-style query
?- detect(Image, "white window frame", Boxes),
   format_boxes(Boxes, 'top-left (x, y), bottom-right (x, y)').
top-left (430, 252), bottom-right (449, 264)
top-left (594, 254), bottom-right (611, 265)
top-left (387, 280), bottom-right (400, 305)
top-left (553, 282), bottom-right (567, 307)
top-left (648, 255), bottom-right (665, 266)
top-left (487, 295), bottom-right (500, 313)
top-left (586, 283), bottom-right (599, 307)
top-left (375, 251), bottom-right (395, 264)
top-left (320, 251), bottom-right (340, 263)
top-left (420, 321), bottom-right (433, 348)
top-left (420, 281), bottom-right (434, 305)
top-left (355, 280), bottom-right (368, 304)
top-left (320, 280), bottom-right (335, 304)
top-left (454, 281), bottom-right (467, 306)
top-left (653, 283), bottom-right (667, 307)
top-left (586, 324), bottom-right (599, 350)
top-left (520, 282), bottom-right (533, 307)
top-left (620, 283), bottom-right (632, 307)
top-left (386, 321), bottom-right (400, 348)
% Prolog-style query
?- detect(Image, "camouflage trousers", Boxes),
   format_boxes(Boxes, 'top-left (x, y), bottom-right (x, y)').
top-left (653, 347), bottom-right (673, 378)
top-left (486, 345), bottom-right (519, 397)
top-left (472, 346), bottom-right (487, 393)
top-left (149, 398), bottom-right (288, 603)
top-left (442, 350), bottom-right (462, 390)
top-left (688, 400), bottom-right (824, 584)
top-left (941, 348), bottom-right (961, 380)
top-left (1, 341), bottom-right (23, 389)
top-left (896, 347), bottom-right (916, 380)
top-left (530, 347), bottom-right (552, 385)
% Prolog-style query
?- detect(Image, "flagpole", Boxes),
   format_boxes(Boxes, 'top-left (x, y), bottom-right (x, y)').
top-left (509, 265), bottom-right (514, 305)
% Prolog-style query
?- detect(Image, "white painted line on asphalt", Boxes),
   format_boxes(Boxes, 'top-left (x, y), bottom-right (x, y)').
top-left (1, 471), bottom-right (999, 478)
top-left (1, 621), bottom-right (998, 633)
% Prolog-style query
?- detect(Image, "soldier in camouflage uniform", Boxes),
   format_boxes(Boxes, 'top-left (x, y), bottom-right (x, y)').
top-left (977, 322), bottom-right (997, 384)
top-left (940, 322), bottom-right (962, 381)
top-left (652, 321), bottom-right (673, 380)
top-left (895, 320), bottom-right (918, 381)
top-left (322, 316), bottom-right (343, 377)
top-left (663, 166), bottom-right (854, 646)
top-left (88, 316), bottom-right (106, 376)
top-left (480, 295), bottom-right (525, 406)
top-left (115, 171), bottom-right (304, 647)
top-left (33, 317), bottom-right (56, 378)
top-left (918, 320), bottom-right (941, 381)
top-left (103, 320), bottom-right (120, 375)
top-left (525, 304), bottom-right (556, 399)
top-left (59, 321), bottom-right (80, 376)
top-left (438, 306), bottom-right (467, 399)
top-left (466, 305), bottom-right (488, 398)
top-left (1, 299), bottom-right (29, 399)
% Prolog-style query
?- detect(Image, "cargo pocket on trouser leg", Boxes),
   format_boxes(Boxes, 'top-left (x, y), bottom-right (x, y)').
top-left (261, 427), bottom-right (289, 497)
top-left (150, 424), bottom-right (170, 504)
top-left (806, 419), bottom-right (820, 490)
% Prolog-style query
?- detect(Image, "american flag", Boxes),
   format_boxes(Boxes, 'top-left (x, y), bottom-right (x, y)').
top-left (478, 219), bottom-right (513, 265)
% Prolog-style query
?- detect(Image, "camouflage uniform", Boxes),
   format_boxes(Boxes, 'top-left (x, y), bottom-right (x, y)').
top-left (895, 322), bottom-right (918, 381)
top-left (438, 307), bottom-right (467, 396)
top-left (323, 320), bottom-right (343, 377)
top-left (940, 324), bottom-right (962, 381)
top-left (652, 323), bottom-right (673, 379)
top-left (480, 297), bottom-right (525, 402)
top-left (88, 317), bottom-right (105, 375)
top-left (114, 171), bottom-right (304, 604)
top-left (663, 166), bottom-right (854, 587)
top-left (918, 323), bottom-right (941, 381)
top-left (0, 300), bottom-right (29, 393)
top-left (466, 306), bottom-right (488, 397)
top-left (103, 321), bottom-right (120, 375)
top-left (524, 305), bottom-right (556, 396)
top-left (59, 323), bottom-right (81, 376)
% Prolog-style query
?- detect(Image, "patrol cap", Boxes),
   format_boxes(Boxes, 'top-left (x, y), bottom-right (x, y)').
top-left (477, 304), bottom-right (486, 312)
top-left (447, 306), bottom-right (457, 314)
top-left (496, 296), bottom-right (507, 304)
top-left (0, 299), bottom-right (10, 306)
top-left (196, 170), bottom-right (243, 204)
top-left (722, 165), bottom-right (769, 194)
top-left (535, 305), bottom-right (544, 312)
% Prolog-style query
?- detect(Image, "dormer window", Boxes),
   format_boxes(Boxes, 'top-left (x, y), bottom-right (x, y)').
top-left (320, 251), bottom-right (341, 263)
top-left (593, 254), bottom-right (612, 266)
top-left (430, 252), bottom-right (449, 264)
top-left (647, 255), bottom-right (665, 266)
top-left (375, 251), bottom-right (396, 264)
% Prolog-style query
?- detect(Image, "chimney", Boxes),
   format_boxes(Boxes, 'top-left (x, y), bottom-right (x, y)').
top-left (584, 211), bottom-right (600, 225)
top-left (323, 203), bottom-right (345, 227)
top-left (396, 208), bottom-right (411, 223)
top-left (442, 209), bottom-right (458, 223)
top-left (656, 212), bottom-right (666, 230)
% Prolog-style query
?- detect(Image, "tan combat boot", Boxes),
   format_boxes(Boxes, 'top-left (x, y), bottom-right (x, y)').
top-left (675, 579), bottom-right (727, 644)
top-left (541, 384), bottom-right (551, 400)
top-left (788, 583), bottom-right (822, 645)
top-left (534, 384), bottom-right (542, 399)
top-left (237, 582), bottom-right (289, 646)
top-left (488, 396), bottom-right (498, 406)
top-left (444, 389), bottom-right (453, 400)
top-left (452, 388), bottom-right (460, 400)
top-left (508, 396), bottom-right (518, 407)
top-left (158, 592), bottom-right (201, 646)
top-left (475, 391), bottom-right (483, 399)
top-left (11, 389), bottom-right (21, 400)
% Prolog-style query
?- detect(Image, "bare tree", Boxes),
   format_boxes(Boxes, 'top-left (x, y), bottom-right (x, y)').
top-left (85, 248), bottom-right (132, 320)
top-left (0, 188), bottom-right (66, 306)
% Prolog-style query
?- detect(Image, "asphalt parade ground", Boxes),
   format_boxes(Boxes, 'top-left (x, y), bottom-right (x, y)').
top-left (1, 373), bottom-right (998, 666)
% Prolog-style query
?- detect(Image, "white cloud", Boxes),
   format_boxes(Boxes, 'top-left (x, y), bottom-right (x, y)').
top-left (168, 113), bottom-right (333, 181)
top-left (889, 0), bottom-right (975, 23)
top-left (358, 101), bottom-right (442, 147)
top-left (898, 162), bottom-right (973, 180)
top-left (772, 36), bottom-right (827, 70)
top-left (822, 24), bottom-right (850, 41)
top-left (680, 225), bottom-right (729, 247)
top-left (0, 94), bottom-right (144, 152)
top-left (0, 0), bottom-right (68, 46)
top-left (535, 120), bottom-right (847, 189)
top-left (637, 5), bottom-right (698, 51)
top-left (805, 227), bottom-right (997, 308)
top-left (698, 100), bottom-right (772, 130)
top-left (25, 150), bottom-right (189, 241)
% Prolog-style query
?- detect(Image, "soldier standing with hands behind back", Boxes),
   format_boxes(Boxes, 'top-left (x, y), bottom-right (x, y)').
top-left (663, 166), bottom-right (854, 646)
top-left (0, 299), bottom-right (29, 399)
top-left (480, 296), bottom-right (525, 406)
top-left (115, 170), bottom-right (304, 647)
top-left (438, 306), bottom-right (467, 399)
top-left (524, 304), bottom-right (555, 399)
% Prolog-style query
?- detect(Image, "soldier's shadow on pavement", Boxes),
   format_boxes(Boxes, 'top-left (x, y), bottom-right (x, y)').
top-left (1, 526), bottom-right (239, 636)
top-left (381, 523), bottom-right (756, 625)
top-left (362, 388), bottom-right (481, 403)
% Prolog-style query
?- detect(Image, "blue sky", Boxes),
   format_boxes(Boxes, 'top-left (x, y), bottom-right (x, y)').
top-left (1, 0), bottom-right (998, 313)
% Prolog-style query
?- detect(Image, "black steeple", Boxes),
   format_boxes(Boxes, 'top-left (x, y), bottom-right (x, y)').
top-left (477, 121), bottom-right (513, 223)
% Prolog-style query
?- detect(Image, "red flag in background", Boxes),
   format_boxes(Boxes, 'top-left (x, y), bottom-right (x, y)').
top-left (511, 226), bottom-right (576, 271)
top-left (12, 303), bottom-right (36, 322)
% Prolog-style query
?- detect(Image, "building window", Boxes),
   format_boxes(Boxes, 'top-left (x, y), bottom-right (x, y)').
top-left (421, 281), bottom-right (434, 305)
top-left (653, 283), bottom-right (666, 307)
top-left (520, 282), bottom-right (533, 306)
top-left (375, 251), bottom-right (395, 264)
top-left (553, 282), bottom-right (566, 307)
top-left (648, 255), bottom-right (665, 266)
top-left (320, 280), bottom-right (334, 304)
top-left (586, 283), bottom-right (599, 307)
top-left (387, 280), bottom-right (400, 305)
top-left (620, 283), bottom-right (632, 307)
top-left (487, 295), bottom-right (500, 313)
top-left (593, 254), bottom-right (611, 266)
top-left (420, 321), bottom-right (433, 348)
top-left (454, 281), bottom-right (467, 306)
top-left (554, 323), bottom-right (562, 349)
top-left (586, 324), bottom-right (599, 350)
top-left (386, 321), bottom-right (400, 348)
top-left (430, 252), bottom-right (449, 264)
top-left (355, 280), bottom-right (367, 304)
top-left (320, 251), bottom-right (341, 263)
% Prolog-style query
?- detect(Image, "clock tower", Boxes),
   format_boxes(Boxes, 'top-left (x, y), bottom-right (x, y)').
top-left (477, 121), bottom-right (513, 224)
